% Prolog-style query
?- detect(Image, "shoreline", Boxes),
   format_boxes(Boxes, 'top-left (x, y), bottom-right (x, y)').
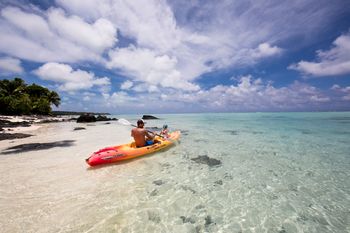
top-left (0, 115), bottom-right (75, 141)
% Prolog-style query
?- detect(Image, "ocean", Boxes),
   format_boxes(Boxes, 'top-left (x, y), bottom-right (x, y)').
top-left (0, 112), bottom-right (349, 232)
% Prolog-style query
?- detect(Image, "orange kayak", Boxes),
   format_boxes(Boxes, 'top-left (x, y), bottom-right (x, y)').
top-left (86, 131), bottom-right (181, 166)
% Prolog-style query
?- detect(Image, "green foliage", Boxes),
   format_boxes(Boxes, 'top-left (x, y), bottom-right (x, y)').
top-left (0, 78), bottom-right (61, 115)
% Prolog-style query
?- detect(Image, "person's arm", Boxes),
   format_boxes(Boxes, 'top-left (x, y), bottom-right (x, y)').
top-left (145, 130), bottom-right (155, 140)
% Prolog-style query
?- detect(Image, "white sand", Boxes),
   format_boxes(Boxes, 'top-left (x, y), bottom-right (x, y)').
top-left (0, 121), bottom-right (137, 233)
top-left (0, 115), bottom-right (73, 134)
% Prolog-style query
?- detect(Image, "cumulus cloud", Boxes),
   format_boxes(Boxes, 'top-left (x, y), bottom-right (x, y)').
top-left (252, 43), bottom-right (282, 58)
top-left (56, 0), bottom-right (348, 87)
top-left (289, 31), bottom-right (350, 77)
top-left (33, 62), bottom-right (110, 91)
top-left (160, 76), bottom-right (331, 111)
top-left (331, 84), bottom-right (350, 100)
top-left (48, 8), bottom-right (116, 53)
top-left (120, 80), bottom-right (133, 90)
top-left (0, 6), bottom-right (116, 63)
top-left (107, 46), bottom-right (200, 91)
top-left (0, 56), bottom-right (23, 74)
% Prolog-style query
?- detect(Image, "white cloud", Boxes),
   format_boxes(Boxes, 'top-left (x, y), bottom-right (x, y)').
top-left (0, 6), bottom-right (116, 63)
top-left (160, 76), bottom-right (331, 111)
top-left (331, 84), bottom-right (350, 101)
top-left (252, 43), bottom-right (282, 58)
top-left (0, 57), bottom-right (23, 74)
top-left (33, 62), bottom-right (110, 91)
top-left (132, 83), bottom-right (159, 93)
top-left (120, 80), bottom-right (133, 90)
top-left (107, 46), bottom-right (200, 91)
top-left (289, 32), bottom-right (350, 77)
top-left (56, 0), bottom-right (346, 88)
top-left (47, 8), bottom-right (116, 53)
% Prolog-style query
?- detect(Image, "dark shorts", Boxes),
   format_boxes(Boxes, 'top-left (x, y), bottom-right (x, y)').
top-left (145, 140), bottom-right (153, 146)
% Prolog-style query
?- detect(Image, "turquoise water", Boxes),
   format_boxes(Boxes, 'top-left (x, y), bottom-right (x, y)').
top-left (0, 112), bottom-right (349, 232)
top-left (117, 112), bottom-right (350, 232)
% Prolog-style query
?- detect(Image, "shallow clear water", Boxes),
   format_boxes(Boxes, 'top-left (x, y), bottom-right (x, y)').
top-left (0, 112), bottom-right (349, 232)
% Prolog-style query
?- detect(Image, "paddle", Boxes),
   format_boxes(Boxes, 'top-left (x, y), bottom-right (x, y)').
top-left (117, 118), bottom-right (165, 138)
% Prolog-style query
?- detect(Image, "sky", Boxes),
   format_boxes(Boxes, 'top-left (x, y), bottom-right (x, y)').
top-left (0, 0), bottom-right (350, 114)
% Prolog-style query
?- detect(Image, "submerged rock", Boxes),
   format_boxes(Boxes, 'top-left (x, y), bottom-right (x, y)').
top-left (214, 180), bottom-right (223, 185)
top-left (191, 155), bottom-right (222, 167)
top-left (205, 215), bottom-right (214, 227)
top-left (153, 180), bottom-right (164, 186)
top-left (180, 185), bottom-right (196, 194)
top-left (149, 189), bottom-right (158, 196)
top-left (148, 210), bottom-right (161, 223)
top-left (180, 216), bottom-right (196, 224)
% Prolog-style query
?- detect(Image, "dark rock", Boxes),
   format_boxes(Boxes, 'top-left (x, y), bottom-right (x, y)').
top-left (153, 180), bottom-right (164, 185)
top-left (0, 133), bottom-right (33, 141)
top-left (74, 127), bottom-right (86, 131)
top-left (214, 180), bottom-right (223, 185)
top-left (191, 155), bottom-right (222, 167)
top-left (205, 215), bottom-right (214, 227)
top-left (142, 115), bottom-right (159, 120)
top-left (148, 211), bottom-right (161, 223)
top-left (180, 216), bottom-right (196, 224)
top-left (0, 119), bottom-right (32, 128)
top-left (180, 185), bottom-right (196, 194)
top-left (1, 140), bottom-right (75, 154)
top-left (76, 114), bottom-right (96, 123)
top-left (150, 189), bottom-right (158, 196)
top-left (195, 204), bottom-right (205, 209)
top-left (104, 122), bottom-right (111, 124)
top-left (39, 119), bottom-right (61, 123)
top-left (96, 115), bottom-right (110, 121)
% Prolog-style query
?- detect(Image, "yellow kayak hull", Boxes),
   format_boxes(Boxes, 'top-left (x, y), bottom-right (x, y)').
top-left (86, 131), bottom-right (181, 166)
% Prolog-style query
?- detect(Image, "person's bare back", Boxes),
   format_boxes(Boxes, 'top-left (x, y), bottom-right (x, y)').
top-left (131, 120), bottom-right (154, 147)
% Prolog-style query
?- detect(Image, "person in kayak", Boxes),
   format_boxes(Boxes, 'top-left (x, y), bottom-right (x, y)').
top-left (160, 124), bottom-right (169, 138)
top-left (131, 119), bottom-right (155, 147)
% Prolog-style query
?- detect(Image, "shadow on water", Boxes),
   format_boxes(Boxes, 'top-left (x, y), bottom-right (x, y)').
top-left (1, 140), bottom-right (75, 154)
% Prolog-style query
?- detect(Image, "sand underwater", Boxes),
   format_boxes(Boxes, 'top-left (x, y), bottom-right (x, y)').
top-left (0, 112), bottom-right (349, 233)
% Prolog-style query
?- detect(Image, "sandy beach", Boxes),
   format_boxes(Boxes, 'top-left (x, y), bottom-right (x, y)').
top-left (0, 118), bottom-right (134, 232)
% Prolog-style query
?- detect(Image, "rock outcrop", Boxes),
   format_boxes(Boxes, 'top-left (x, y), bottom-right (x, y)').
top-left (142, 115), bottom-right (159, 120)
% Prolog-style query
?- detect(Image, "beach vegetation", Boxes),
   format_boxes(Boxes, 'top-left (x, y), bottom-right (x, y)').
top-left (0, 78), bottom-right (61, 115)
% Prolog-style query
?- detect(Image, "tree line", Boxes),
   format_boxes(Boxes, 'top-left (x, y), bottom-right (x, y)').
top-left (0, 78), bottom-right (61, 115)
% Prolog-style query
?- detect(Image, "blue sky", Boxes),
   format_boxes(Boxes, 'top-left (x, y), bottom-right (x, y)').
top-left (0, 0), bottom-right (350, 114)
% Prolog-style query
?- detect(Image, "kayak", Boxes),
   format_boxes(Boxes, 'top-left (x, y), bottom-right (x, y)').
top-left (86, 131), bottom-right (181, 166)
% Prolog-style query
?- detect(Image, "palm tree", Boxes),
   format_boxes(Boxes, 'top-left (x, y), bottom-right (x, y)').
top-left (0, 77), bottom-right (26, 97)
top-left (0, 78), bottom-right (61, 115)
top-left (47, 91), bottom-right (61, 107)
